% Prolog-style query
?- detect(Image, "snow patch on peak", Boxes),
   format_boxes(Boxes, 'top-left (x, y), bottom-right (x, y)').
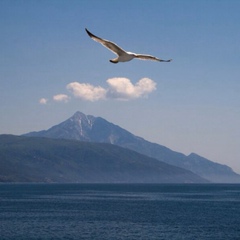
top-left (86, 115), bottom-right (94, 129)
top-left (78, 119), bottom-right (83, 136)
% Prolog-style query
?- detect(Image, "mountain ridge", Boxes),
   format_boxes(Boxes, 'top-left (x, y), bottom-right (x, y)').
top-left (24, 111), bottom-right (240, 183)
top-left (0, 134), bottom-right (207, 183)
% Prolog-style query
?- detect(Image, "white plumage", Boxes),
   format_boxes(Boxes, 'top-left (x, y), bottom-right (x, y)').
top-left (85, 28), bottom-right (172, 64)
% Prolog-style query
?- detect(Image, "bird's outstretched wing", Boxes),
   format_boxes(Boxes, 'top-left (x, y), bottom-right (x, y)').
top-left (85, 28), bottom-right (126, 56)
top-left (134, 54), bottom-right (172, 62)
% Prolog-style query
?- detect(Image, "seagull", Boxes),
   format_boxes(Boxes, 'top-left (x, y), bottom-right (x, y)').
top-left (85, 28), bottom-right (172, 64)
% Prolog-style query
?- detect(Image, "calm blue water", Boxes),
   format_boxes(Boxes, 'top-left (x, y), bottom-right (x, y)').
top-left (1, 184), bottom-right (240, 240)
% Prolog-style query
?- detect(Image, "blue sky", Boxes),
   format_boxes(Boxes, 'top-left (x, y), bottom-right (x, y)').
top-left (1, 0), bottom-right (240, 172)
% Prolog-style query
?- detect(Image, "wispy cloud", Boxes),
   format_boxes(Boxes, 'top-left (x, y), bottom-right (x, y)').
top-left (67, 77), bottom-right (156, 102)
top-left (39, 98), bottom-right (48, 104)
top-left (53, 94), bottom-right (70, 103)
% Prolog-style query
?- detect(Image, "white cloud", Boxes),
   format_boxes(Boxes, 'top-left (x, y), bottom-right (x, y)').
top-left (66, 78), bottom-right (156, 101)
top-left (67, 82), bottom-right (107, 102)
top-left (53, 94), bottom-right (70, 103)
top-left (39, 98), bottom-right (48, 104)
top-left (107, 77), bottom-right (156, 100)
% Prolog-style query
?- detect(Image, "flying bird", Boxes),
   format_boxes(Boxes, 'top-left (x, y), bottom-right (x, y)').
top-left (85, 28), bottom-right (172, 64)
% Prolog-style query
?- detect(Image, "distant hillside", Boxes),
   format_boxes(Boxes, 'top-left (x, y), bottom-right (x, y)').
top-left (185, 153), bottom-right (240, 183)
top-left (24, 111), bottom-right (240, 183)
top-left (0, 135), bottom-right (207, 183)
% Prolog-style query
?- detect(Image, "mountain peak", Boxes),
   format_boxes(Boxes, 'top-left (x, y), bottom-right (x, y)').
top-left (58, 111), bottom-right (97, 141)
top-left (72, 111), bottom-right (88, 119)
top-left (70, 111), bottom-right (95, 129)
top-left (72, 111), bottom-right (86, 118)
top-left (24, 111), bottom-right (96, 141)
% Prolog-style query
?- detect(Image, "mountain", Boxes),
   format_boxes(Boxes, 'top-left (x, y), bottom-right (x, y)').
top-left (24, 111), bottom-right (240, 183)
top-left (0, 134), bottom-right (207, 183)
top-left (185, 153), bottom-right (240, 183)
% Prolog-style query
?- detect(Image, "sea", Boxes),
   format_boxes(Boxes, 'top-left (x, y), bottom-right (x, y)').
top-left (0, 183), bottom-right (240, 240)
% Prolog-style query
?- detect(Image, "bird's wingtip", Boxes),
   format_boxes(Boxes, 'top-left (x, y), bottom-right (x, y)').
top-left (85, 28), bottom-right (94, 38)
top-left (162, 59), bottom-right (173, 62)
